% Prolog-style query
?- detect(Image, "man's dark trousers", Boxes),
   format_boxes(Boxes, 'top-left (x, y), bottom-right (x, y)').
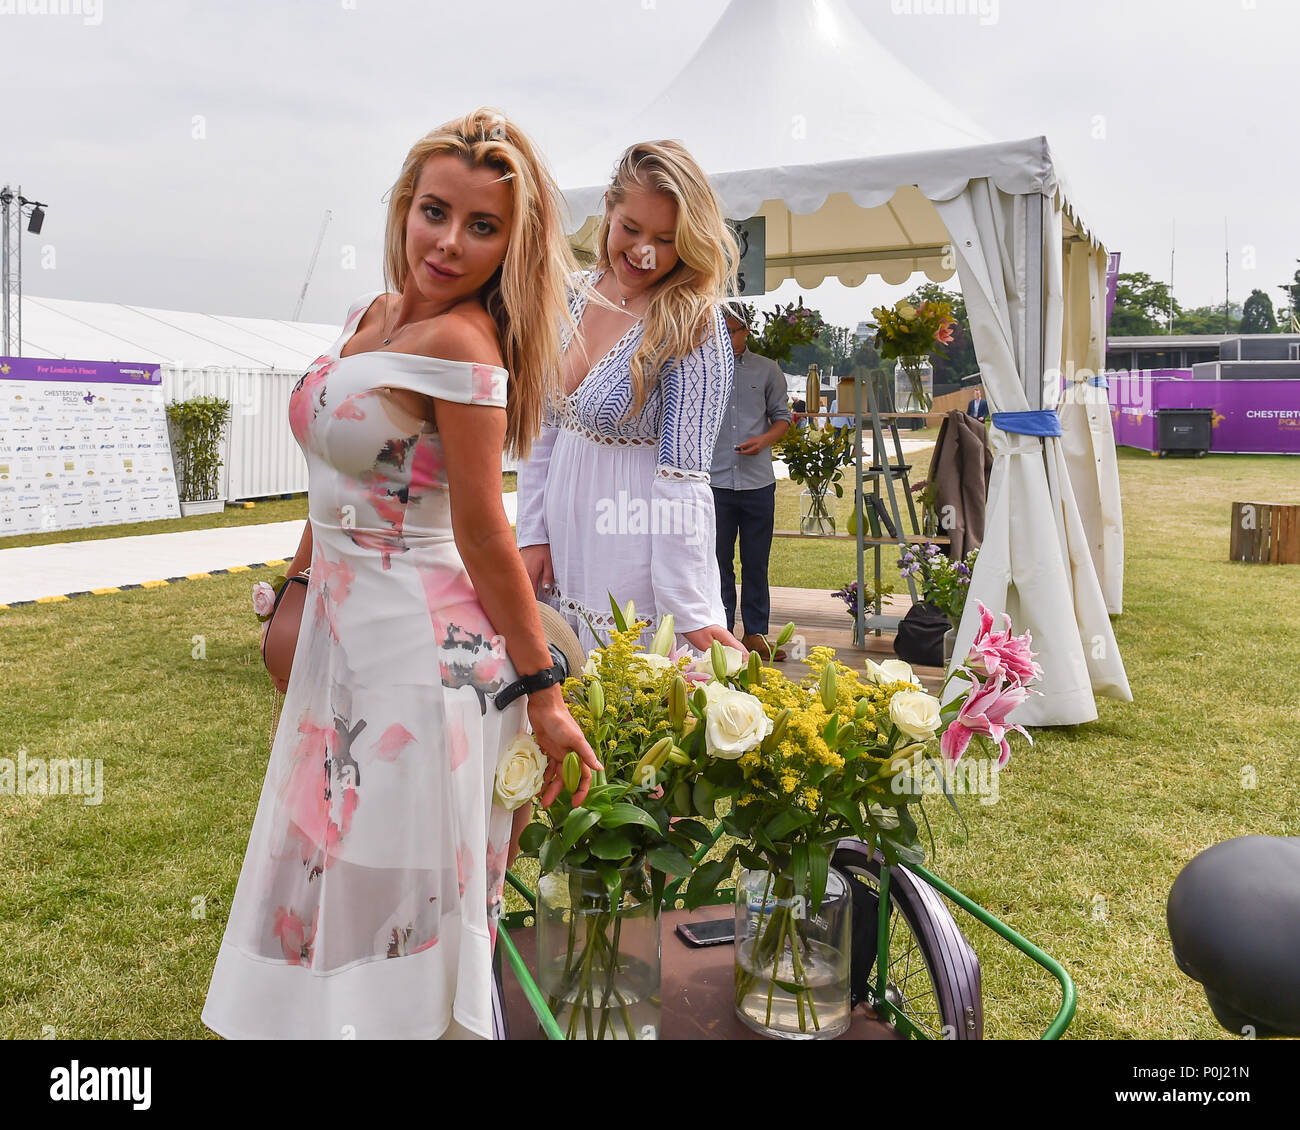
top-left (712, 482), bottom-right (777, 635)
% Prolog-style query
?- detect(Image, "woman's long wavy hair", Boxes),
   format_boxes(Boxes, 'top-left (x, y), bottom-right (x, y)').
top-left (588, 140), bottom-right (740, 415)
top-left (382, 108), bottom-right (578, 459)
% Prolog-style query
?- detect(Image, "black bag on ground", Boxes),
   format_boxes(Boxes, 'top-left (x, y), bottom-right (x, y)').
top-left (893, 601), bottom-right (949, 668)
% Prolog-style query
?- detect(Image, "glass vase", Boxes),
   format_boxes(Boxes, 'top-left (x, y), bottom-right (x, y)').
top-left (800, 485), bottom-right (836, 535)
top-left (536, 861), bottom-right (660, 1040)
top-left (894, 355), bottom-right (934, 413)
top-left (734, 865), bottom-right (852, 1040)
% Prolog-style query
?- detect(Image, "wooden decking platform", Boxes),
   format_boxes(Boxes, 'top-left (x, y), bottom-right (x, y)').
top-left (755, 585), bottom-right (944, 694)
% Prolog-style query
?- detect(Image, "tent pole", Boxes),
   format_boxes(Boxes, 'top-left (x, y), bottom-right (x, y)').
top-left (1025, 193), bottom-right (1045, 412)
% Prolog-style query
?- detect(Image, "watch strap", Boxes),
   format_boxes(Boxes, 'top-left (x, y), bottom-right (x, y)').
top-left (494, 660), bottom-right (565, 711)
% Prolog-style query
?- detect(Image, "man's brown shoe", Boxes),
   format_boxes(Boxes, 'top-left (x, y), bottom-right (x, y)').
top-left (742, 633), bottom-right (786, 662)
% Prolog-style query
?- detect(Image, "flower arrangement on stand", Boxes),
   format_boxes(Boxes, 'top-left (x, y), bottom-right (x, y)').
top-left (831, 579), bottom-right (894, 646)
top-left (870, 299), bottom-right (957, 413)
top-left (774, 422), bottom-right (852, 534)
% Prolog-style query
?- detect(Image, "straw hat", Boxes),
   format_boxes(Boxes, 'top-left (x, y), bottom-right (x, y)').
top-left (535, 599), bottom-right (586, 679)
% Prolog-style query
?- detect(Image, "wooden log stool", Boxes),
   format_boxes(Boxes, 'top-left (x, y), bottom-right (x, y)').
top-left (1229, 502), bottom-right (1300, 564)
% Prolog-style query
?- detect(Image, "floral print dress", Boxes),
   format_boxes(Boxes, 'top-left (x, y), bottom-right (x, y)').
top-left (201, 291), bottom-right (524, 1040)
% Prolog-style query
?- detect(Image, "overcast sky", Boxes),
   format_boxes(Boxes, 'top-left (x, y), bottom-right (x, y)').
top-left (7, 0), bottom-right (1298, 334)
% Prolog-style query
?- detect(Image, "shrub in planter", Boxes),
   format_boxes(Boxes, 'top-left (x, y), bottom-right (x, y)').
top-left (166, 396), bottom-right (231, 503)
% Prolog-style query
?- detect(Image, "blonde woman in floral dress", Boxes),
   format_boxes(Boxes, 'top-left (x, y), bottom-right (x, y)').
top-left (202, 109), bottom-right (599, 1041)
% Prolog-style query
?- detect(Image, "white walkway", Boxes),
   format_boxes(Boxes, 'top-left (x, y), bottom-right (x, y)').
top-left (0, 494), bottom-right (519, 605)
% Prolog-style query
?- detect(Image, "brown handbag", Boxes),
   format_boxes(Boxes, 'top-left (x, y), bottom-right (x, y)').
top-left (261, 570), bottom-right (310, 686)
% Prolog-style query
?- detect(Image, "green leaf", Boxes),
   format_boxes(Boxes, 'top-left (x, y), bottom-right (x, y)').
top-left (560, 806), bottom-right (602, 853)
top-left (736, 844), bottom-right (768, 871)
top-left (597, 803), bottom-right (661, 832)
top-left (589, 828), bottom-right (635, 860)
top-left (539, 834), bottom-right (565, 873)
top-left (647, 844), bottom-right (696, 875)
top-left (827, 795), bottom-right (868, 839)
top-left (651, 866), bottom-right (666, 911)
top-left (683, 854), bottom-right (734, 911)
top-left (764, 809), bottom-right (813, 841)
top-left (595, 861), bottom-right (624, 906)
top-left (669, 818), bottom-right (712, 845)
top-left (809, 843), bottom-right (829, 915)
top-left (609, 592), bottom-right (628, 633)
top-left (791, 842), bottom-right (809, 901)
top-left (692, 779), bottom-right (717, 818)
top-left (517, 822), bottom-right (548, 854)
top-left (581, 784), bottom-right (624, 810)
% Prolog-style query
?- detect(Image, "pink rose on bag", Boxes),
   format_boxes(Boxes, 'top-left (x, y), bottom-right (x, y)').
top-left (940, 672), bottom-right (1032, 766)
top-left (966, 601), bottom-right (1043, 687)
top-left (252, 580), bottom-right (277, 620)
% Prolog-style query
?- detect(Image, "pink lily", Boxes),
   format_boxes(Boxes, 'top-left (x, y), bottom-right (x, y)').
top-left (966, 601), bottom-right (1043, 687)
top-left (940, 672), bottom-right (1032, 767)
top-left (668, 644), bottom-right (712, 685)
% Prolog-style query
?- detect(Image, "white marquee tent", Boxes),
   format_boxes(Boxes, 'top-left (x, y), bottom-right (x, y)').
top-left (556, 0), bottom-right (1130, 726)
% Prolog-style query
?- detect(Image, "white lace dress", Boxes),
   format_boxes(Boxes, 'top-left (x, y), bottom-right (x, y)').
top-left (515, 269), bottom-right (734, 653)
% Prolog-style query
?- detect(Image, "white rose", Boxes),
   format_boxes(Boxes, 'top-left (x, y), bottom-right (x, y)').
top-left (691, 646), bottom-right (744, 680)
top-left (493, 732), bottom-right (547, 811)
top-left (866, 658), bottom-right (918, 687)
top-left (703, 686), bottom-right (773, 760)
top-left (888, 690), bottom-right (942, 742)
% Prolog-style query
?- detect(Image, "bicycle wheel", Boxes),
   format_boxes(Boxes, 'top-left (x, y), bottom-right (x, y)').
top-left (832, 839), bottom-right (983, 1039)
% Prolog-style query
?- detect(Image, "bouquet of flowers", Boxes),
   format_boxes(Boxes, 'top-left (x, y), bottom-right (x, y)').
top-left (774, 422), bottom-right (852, 532)
top-left (870, 299), bottom-right (957, 412)
top-left (748, 297), bottom-right (825, 364)
top-left (831, 579), bottom-right (894, 620)
top-left (514, 599), bottom-right (796, 1040)
top-left (897, 543), bottom-right (979, 625)
top-left (674, 606), bottom-right (1040, 1036)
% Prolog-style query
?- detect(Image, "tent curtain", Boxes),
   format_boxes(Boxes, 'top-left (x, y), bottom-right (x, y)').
top-left (933, 181), bottom-right (1131, 726)
top-left (1060, 239), bottom-right (1126, 614)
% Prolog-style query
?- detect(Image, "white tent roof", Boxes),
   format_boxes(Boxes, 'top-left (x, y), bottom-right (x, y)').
top-left (557, 0), bottom-right (1102, 288)
top-left (15, 293), bottom-right (341, 371)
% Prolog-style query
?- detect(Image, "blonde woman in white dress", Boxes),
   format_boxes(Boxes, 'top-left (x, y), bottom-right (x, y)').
top-left (516, 140), bottom-right (744, 659)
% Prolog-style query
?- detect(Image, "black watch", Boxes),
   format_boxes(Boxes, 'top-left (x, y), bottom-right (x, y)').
top-left (494, 660), bottom-right (565, 711)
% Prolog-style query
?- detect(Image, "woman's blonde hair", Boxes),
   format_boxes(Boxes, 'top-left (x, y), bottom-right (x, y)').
top-left (589, 140), bottom-right (740, 415)
top-left (382, 107), bottom-right (577, 458)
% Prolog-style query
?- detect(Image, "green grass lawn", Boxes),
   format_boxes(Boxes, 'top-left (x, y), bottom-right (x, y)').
top-left (0, 447), bottom-right (1296, 1038)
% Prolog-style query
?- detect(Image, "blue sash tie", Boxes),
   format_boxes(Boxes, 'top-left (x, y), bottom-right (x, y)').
top-left (991, 410), bottom-right (1062, 437)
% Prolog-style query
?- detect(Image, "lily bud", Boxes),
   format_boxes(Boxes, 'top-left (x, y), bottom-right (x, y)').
top-left (668, 676), bottom-right (687, 730)
top-left (648, 735), bottom-right (675, 770)
top-left (761, 707), bottom-right (791, 754)
top-left (588, 679), bottom-right (605, 720)
top-left (775, 621), bottom-right (796, 648)
top-left (623, 599), bottom-right (636, 628)
top-left (633, 736), bottom-right (673, 785)
top-left (561, 750), bottom-right (581, 794)
top-left (820, 661), bottom-right (838, 713)
top-left (665, 746), bottom-right (690, 767)
top-left (855, 696), bottom-right (871, 720)
top-left (747, 649), bottom-right (762, 685)
top-left (650, 614), bottom-right (675, 656)
top-left (711, 640), bottom-right (728, 682)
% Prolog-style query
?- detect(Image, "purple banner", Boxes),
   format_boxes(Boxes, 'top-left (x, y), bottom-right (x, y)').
top-left (0, 356), bottom-right (161, 384)
top-left (1109, 372), bottom-right (1300, 454)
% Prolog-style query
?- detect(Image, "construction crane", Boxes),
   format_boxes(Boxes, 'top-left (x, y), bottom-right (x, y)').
top-left (293, 209), bottom-right (332, 321)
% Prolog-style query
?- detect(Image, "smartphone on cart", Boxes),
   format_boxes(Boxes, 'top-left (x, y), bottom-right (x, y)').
top-left (675, 918), bottom-right (736, 947)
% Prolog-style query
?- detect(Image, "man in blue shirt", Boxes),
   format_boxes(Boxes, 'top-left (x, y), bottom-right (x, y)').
top-left (967, 388), bottom-right (989, 421)
top-left (710, 302), bottom-right (793, 660)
